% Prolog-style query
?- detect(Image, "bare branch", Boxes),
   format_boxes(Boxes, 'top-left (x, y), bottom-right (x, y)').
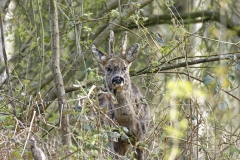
top-left (134, 53), bottom-right (240, 76)
top-left (22, 110), bottom-right (36, 156)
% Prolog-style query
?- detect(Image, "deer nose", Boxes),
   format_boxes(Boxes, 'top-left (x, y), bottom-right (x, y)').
top-left (112, 76), bottom-right (124, 85)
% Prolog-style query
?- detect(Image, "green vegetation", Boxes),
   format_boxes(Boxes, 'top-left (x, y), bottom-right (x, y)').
top-left (0, 0), bottom-right (239, 159)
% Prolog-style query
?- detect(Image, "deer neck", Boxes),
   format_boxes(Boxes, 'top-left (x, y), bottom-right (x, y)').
top-left (111, 83), bottom-right (135, 128)
top-left (113, 83), bottom-right (132, 103)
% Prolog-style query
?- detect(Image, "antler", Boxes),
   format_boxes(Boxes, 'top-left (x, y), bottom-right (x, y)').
top-left (120, 31), bottom-right (128, 55)
top-left (109, 30), bottom-right (115, 56)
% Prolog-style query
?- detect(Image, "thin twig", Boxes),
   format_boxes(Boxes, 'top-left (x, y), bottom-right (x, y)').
top-left (21, 110), bottom-right (36, 156)
top-left (36, 0), bottom-right (45, 93)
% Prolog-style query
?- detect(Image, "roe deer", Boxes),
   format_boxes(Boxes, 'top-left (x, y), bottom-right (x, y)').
top-left (92, 30), bottom-right (150, 160)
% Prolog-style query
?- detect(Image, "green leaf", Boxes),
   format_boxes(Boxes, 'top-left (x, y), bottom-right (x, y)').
top-left (228, 74), bottom-right (235, 83)
top-left (218, 101), bottom-right (228, 110)
top-left (120, 132), bottom-right (129, 142)
top-left (122, 126), bottom-right (129, 133)
top-left (236, 62), bottom-right (240, 73)
top-left (214, 85), bottom-right (220, 95)
top-left (203, 75), bottom-right (215, 85)
top-left (109, 131), bottom-right (120, 142)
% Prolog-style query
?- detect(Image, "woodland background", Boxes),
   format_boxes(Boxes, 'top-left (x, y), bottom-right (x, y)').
top-left (0, 0), bottom-right (240, 159)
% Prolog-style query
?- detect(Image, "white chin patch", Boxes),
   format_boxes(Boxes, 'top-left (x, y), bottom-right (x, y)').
top-left (115, 82), bottom-right (124, 87)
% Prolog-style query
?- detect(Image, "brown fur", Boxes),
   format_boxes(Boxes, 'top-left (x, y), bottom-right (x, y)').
top-left (92, 31), bottom-right (150, 160)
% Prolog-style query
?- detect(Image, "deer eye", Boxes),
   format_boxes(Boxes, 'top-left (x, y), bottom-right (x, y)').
top-left (123, 67), bottom-right (127, 71)
top-left (106, 67), bottom-right (112, 72)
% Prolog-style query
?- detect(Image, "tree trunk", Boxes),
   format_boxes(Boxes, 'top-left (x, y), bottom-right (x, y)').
top-left (49, 0), bottom-right (71, 147)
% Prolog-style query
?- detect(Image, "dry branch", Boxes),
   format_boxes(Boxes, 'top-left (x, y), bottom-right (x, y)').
top-left (134, 53), bottom-right (240, 76)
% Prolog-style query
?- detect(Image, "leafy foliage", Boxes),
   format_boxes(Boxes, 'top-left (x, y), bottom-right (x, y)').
top-left (0, 0), bottom-right (240, 159)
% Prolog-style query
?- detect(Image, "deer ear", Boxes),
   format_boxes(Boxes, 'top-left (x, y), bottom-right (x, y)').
top-left (124, 43), bottom-right (140, 63)
top-left (92, 45), bottom-right (108, 65)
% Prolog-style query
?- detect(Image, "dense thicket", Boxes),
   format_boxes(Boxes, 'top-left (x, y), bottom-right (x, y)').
top-left (0, 0), bottom-right (239, 159)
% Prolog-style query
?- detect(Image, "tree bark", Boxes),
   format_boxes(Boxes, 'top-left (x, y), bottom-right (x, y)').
top-left (49, 0), bottom-right (71, 147)
top-left (0, 4), bottom-right (16, 116)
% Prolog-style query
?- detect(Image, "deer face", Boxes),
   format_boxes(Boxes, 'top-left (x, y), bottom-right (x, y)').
top-left (92, 35), bottom-right (140, 92)
top-left (104, 57), bottom-right (130, 92)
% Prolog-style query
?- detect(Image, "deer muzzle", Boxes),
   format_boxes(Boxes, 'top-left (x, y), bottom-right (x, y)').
top-left (112, 76), bottom-right (124, 87)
